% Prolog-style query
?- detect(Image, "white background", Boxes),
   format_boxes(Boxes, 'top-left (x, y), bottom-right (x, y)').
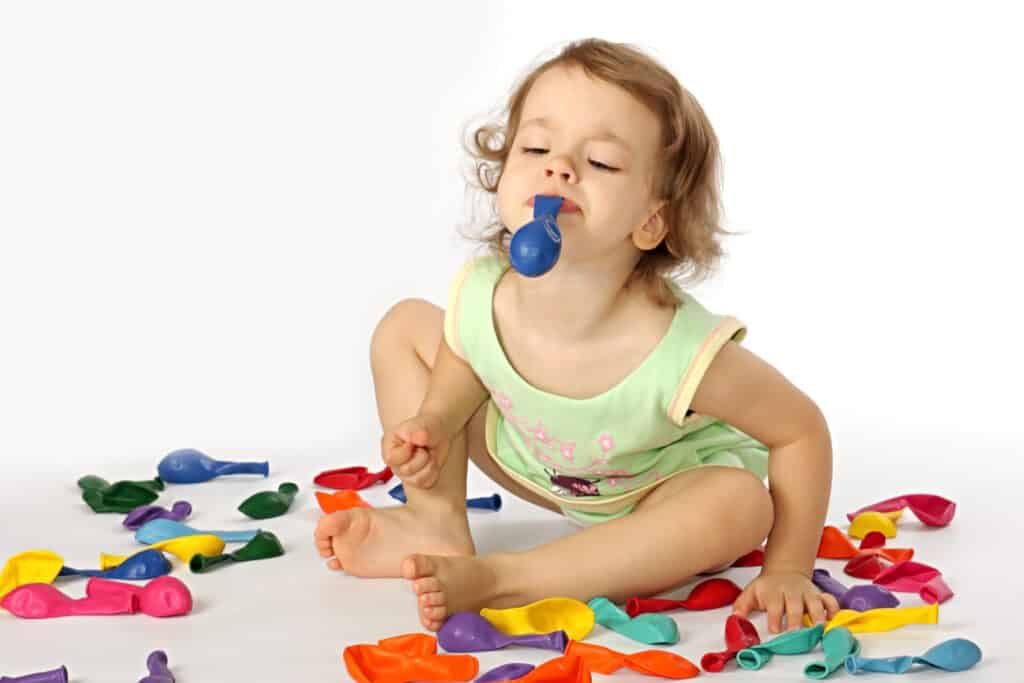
top-left (1, 1), bottom-right (1021, 680)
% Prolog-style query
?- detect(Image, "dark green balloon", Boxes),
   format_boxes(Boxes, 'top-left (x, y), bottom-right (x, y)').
top-left (77, 475), bottom-right (163, 513)
top-left (237, 482), bottom-right (299, 519)
top-left (190, 531), bottom-right (285, 573)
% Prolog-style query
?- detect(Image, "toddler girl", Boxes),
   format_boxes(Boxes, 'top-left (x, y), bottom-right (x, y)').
top-left (315, 38), bottom-right (838, 635)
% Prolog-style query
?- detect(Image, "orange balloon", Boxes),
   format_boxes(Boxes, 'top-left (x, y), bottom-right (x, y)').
top-left (565, 641), bottom-right (699, 679)
top-left (377, 632), bottom-right (437, 656)
top-left (316, 490), bottom-right (372, 513)
top-left (816, 526), bottom-right (913, 564)
top-left (817, 526), bottom-right (858, 559)
top-left (510, 655), bottom-right (591, 683)
top-left (343, 633), bottom-right (477, 683)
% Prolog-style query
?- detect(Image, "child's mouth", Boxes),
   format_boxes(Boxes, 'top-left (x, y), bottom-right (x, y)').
top-left (528, 196), bottom-right (580, 214)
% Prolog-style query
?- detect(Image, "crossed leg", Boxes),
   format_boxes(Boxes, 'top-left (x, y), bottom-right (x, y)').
top-left (404, 465), bottom-right (773, 630)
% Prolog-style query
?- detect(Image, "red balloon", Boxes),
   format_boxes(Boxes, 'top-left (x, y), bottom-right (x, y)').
top-left (314, 465), bottom-right (393, 490)
top-left (700, 615), bottom-right (761, 672)
top-left (625, 578), bottom-right (742, 617)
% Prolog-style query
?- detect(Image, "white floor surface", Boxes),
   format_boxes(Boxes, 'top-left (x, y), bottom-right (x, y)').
top-left (0, 429), bottom-right (1019, 681)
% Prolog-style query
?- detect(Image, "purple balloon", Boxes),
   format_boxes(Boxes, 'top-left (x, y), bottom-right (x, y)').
top-left (123, 501), bottom-right (192, 530)
top-left (813, 568), bottom-right (900, 611)
top-left (138, 650), bottom-right (174, 683)
top-left (438, 612), bottom-right (567, 653)
top-left (841, 585), bottom-right (901, 611)
top-left (476, 663), bottom-right (536, 683)
top-left (0, 666), bottom-right (68, 683)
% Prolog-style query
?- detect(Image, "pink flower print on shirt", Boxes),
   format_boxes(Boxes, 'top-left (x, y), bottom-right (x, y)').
top-left (597, 433), bottom-right (615, 453)
top-left (529, 419), bottom-right (552, 445)
top-left (560, 442), bottom-right (576, 462)
top-left (492, 390), bottom-right (513, 412)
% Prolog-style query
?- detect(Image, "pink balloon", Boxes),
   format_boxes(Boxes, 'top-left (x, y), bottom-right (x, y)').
top-left (88, 576), bottom-right (193, 617)
top-left (847, 494), bottom-right (956, 527)
top-left (1, 576), bottom-right (192, 619)
top-left (872, 561), bottom-right (954, 604)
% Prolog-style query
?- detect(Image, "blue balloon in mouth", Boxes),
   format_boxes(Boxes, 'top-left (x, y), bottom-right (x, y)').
top-left (509, 195), bottom-right (564, 277)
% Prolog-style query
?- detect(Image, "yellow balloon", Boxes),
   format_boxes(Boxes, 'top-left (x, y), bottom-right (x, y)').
top-left (481, 597), bottom-right (595, 641)
top-left (805, 603), bottom-right (939, 633)
top-left (0, 550), bottom-right (64, 601)
top-left (100, 534), bottom-right (225, 569)
top-left (848, 511), bottom-right (899, 539)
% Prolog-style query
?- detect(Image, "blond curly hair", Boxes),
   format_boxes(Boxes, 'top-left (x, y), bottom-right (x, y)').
top-left (464, 38), bottom-right (731, 306)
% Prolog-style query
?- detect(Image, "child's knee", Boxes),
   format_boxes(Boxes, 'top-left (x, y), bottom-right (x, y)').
top-left (371, 298), bottom-right (442, 364)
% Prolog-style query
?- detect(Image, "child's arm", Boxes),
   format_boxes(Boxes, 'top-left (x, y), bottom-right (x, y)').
top-left (689, 340), bottom-right (836, 631)
top-left (383, 337), bottom-right (488, 488)
top-left (420, 337), bottom-right (489, 436)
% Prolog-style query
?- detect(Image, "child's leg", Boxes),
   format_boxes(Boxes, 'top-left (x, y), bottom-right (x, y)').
top-left (403, 465), bottom-right (773, 630)
top-left (314, 299), bottom-right (475, 577)
top-left (314, 299), bottom-right (559, 578)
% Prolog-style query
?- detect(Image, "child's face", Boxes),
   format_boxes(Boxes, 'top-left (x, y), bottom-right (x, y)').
top-left (498, 65), bottom-right (664, 265)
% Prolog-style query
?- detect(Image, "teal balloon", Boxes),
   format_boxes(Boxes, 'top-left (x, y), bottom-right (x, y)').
top-left (587, 596), bottom-right (679, 645)
top-left (805, 627), bottom-right (859, 679)
top-left (737, 624), bottom-right (825, 670)
top-left (845, 638), bottom-right (982, 674)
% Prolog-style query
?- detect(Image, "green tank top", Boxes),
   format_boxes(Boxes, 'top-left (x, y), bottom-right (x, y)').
top-left (443, 256), bottom-right (768, 519)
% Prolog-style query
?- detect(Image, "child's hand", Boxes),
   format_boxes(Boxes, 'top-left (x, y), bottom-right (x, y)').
top-left (732, 569), bottom-right (840, 634)
top-left (382, 413), bottom-right (452, 489)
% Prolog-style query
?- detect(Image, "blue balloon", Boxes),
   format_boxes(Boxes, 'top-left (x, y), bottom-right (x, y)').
top-left (467, 494), bottom-right (502, 511)
top-left (509, 196), bottom-right (563, 277)
top-left (845, 638), bottom-right (982, 674)
top-left (58, 549), bottom-right (171, 580)
top-left (389, 483), bottom-right (502, 511)
top-left (135, 518), bottom-right (259, 545)
top-left (157, 448), bottom-right (269, 483)
top-left (388, 483), bottom-right (408, 503)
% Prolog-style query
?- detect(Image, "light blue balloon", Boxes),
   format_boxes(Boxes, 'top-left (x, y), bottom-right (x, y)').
top-left (136, 518), bottom-right (259, 545)
top-left (845, 638), bottom-right (982, 674)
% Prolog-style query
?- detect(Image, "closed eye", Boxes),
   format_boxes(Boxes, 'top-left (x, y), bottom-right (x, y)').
top-left (520, 147), bottom-right (619, 172)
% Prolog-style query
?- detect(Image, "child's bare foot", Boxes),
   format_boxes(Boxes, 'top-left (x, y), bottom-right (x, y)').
top-left (402, 553), bottom-right (521, 631)
top-left (314, 505), bottom-right (474, 578)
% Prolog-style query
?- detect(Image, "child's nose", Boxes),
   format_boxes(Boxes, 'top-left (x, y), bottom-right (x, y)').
top-left (544, 156), bottom-right (577, 183)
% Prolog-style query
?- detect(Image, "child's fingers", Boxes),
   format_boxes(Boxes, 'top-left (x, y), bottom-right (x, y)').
top-left (784, 593), bottom-right (804, 632)
top-left (408, 427), bottom-right (434, 447)
top-left (805, 593), bottom-right (827, 625)
top-left (384, 440), bottom-right (414, 467)
top-left (327, 558), bottom-right (342, 571)
top-left (822, 593), bottom-right (840, 617)
top-left (398, 447), bottom-right (431, 478)
top-left (766, 595), bottom-right (785, 633)
top-left (731, 587), bottom-right (757, 618)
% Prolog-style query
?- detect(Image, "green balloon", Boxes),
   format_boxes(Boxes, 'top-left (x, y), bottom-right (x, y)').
top-left (237, 482), bottom-right (299, 519)
top-left (805, 627), bottom-right (859, 679)
top-left (77, 475), bottom-right (163, 513)
top-left (737, 623), bottom-right (825, 670)
top-left (588, 596), bottom-right (679, 645)
top-left (190, 531), bottom-right (285, 573)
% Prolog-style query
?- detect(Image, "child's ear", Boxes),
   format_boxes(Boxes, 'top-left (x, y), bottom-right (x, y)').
top-left (631, 201), bottom-right (669, 251)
